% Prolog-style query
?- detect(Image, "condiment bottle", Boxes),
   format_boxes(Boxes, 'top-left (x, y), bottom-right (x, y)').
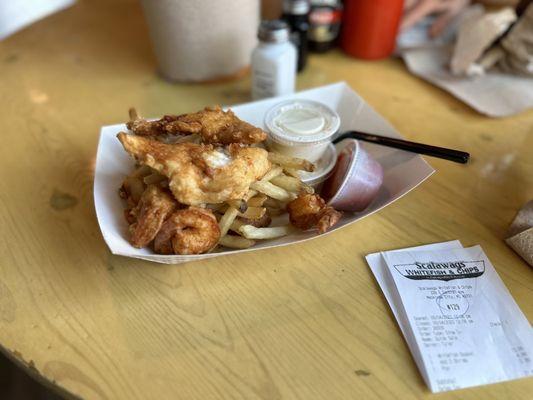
top-left (282, 0), bottom-right (310, 72)
top-left (308, 0), bottom-right (342, 53)
top-left (251, 20), bottom-right (297, 100)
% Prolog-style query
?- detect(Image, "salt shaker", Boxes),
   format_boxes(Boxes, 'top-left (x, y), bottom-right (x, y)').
top-left (251, 20), bottom-right (297, 100)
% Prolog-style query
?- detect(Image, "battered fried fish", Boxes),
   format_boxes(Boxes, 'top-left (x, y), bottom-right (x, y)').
top-left (127, 184), bottom-right (177, 248)
top-left (126, 110), bottom-right (175, 137)
top-left (117, 133), bottom-right (271, 205)
top-left (287, 193), bottom-right (342, 234)
top-left (127, 106), bottom-right (267, 145)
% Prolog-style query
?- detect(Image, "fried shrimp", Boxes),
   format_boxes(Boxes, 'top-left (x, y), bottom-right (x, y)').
top-left (153, 207), bottom-right (220, 255)
top-left (127, 185), bottom-right (177, 248)
top-left (287, 193), bottom-right (342, 234)
top-left (117, 133), bottom-right (271, 205)
top-left (127, 106), bottom-right (267, 145)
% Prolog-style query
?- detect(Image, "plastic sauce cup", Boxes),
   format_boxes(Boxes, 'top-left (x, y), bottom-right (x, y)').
top-left (264, 100), bottom-right (340, 163)
top-left (300, 143), bottom-right (337, 191)
top-left (322, 139), bottom-right (383, 212)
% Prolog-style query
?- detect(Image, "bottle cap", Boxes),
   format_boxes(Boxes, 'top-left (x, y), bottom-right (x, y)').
top-left (283, 0), bottom-right (310, 15)
top-left (258, 20), bottom-right (290, 43)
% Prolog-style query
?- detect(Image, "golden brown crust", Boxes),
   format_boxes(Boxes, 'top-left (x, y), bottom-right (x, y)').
top-left (127, 106), bottom-right (267, 145)
top-left (117, 133), bottom-right (271, 205)
top-left (126, 113), bottom-right (182, 137)
top-left (171, 106), bottom-right (267, 145)
top-left (153, 207), bottom-right (220, 255)
top-left (287, 193), bottom-right (342, 234)
top-left (128, 185), bottom-right (177, 248)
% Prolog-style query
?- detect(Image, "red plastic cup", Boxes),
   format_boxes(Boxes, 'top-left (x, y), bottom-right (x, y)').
top-left (341, 0), bottom-right (404, 60)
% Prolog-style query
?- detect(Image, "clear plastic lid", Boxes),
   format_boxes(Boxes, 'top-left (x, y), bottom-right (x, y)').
top-left (264, 100), bottom-right (340, 146)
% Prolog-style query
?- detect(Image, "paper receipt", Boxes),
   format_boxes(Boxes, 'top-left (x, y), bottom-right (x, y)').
top-left (368, 243), bottom-right (533, 392)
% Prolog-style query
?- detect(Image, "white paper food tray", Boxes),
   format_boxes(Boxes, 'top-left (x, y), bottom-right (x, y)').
top-left (94, 82), bottom-right (435, 264)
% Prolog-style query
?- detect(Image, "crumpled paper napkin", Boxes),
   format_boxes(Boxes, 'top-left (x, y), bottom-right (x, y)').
top-left (506, 200), bottom-right (533, 267)
top-left (399, 5), bottom-right (533, 117)
top-left (402, 46), bottom-right (533, 117)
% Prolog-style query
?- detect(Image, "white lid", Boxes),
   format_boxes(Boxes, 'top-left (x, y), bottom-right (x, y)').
top-left (265, 100), bottom-right (340, 146)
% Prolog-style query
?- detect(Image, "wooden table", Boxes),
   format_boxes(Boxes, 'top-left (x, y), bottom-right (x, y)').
top-left (1, 1), bottom-right (532, 399)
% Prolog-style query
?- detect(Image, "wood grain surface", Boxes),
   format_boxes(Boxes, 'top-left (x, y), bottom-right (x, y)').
top-left (0, 0), bottom-right (532, 399)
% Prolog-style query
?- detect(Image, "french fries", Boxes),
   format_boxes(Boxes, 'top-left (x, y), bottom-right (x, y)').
top-left (265, 206), bottom-right (285, 216)
top-left (261, 166), bottom-right (284, 182)
top-left (243, 189), bottom-right (258, 202)
top-left (238, 206), bottom-right (266, 220)
top-left (216, 157), bottom-right (303, 251)
top-left (218, 207), bottom-right (239, 236)
top-left (219, 235), bottom-right (255, 249)
top-left (268, 153), bottom-right (314, 172)
top-left (229, 218), bottom-right (245, 233)
top-left (226, 199), bottom-right (248, 213)
top-left (129, 107), bottom-right (139, 121)
top-left (250, 181), bottom-right (292, 201)
top-left (247, 194), bottom-right (267, 207)
top-left (283, 168), bottom-right (301, 179)
top-left (239, 225), bottom-right (294, 239)
top-left (263, 197), bottom-right (286, 209)
top-left (207, 203), bottom-right (227, 212)
top-left (270, 175), bottom-right (314, 194)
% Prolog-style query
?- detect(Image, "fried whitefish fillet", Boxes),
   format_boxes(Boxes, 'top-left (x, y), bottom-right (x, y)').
top-left (117, 133), bottom-right (271, 205)
top-left (127, 106), bottom-right (267, 145)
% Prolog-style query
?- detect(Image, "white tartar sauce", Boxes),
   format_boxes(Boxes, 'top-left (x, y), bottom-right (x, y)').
top-left (203, 150), bottom-right (231, 169)
top-left (264, 100), bottom-right (340, 163)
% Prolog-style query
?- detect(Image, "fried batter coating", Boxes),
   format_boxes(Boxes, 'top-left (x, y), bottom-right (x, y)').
top-left (117, 133), bottom-right (271, 205)
top-left (126, 115), bottom-right (171, 137)
top-left (119, 176), bottom-right (146, 209)
top-left (169, 106), bottom-right (267, 145)
top-left (286, 193), bottom-right (342, 234)
top-left (127, 185), bottom-right (177, 248)
top-left (153, 207), bottom-right (220, 255)
top-left (127, 106), bottom-right (267, 145)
